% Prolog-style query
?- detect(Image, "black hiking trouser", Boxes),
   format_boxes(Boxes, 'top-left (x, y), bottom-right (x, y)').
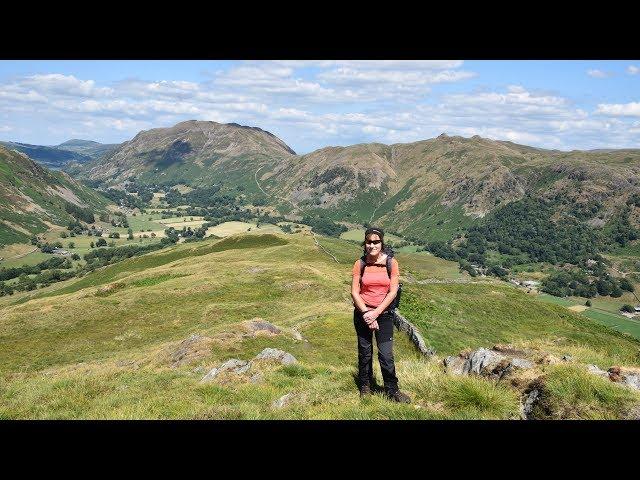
top-left (353, 308), bottom-right (399, 393)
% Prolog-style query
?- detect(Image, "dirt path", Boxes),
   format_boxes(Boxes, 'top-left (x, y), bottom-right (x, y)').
top-left (8, 247), bottom-right (38, 260)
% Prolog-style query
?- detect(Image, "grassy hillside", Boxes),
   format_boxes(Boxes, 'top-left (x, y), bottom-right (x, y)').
top-left (1, 231), bottom-right (639, 419)
top-left (0, 145), bottom-right (111, 246)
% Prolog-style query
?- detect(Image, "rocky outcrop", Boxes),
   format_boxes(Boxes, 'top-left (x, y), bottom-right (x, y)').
top-left (585, 364), bottom-right (640, 391)
top-left (443, 346), bottom-right (534, 379)
top-left (253, 348), bottom-right (297, 365)
top-left (392, 310), bottom-right (435, 357)
top-left (201, 359), bottom-right (251, 382)
top-left (200, 348), bottom-right (297, 383)
top-left (171, 334), bottom-right (215, 368)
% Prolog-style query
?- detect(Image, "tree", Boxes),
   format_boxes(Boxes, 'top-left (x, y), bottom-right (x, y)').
top-left (68, 242), bottom-right (75, 249)
top-left (96, 238), bottom-right (107, 247)
top-left (619, 277), bottom-right (635, 292)
top-left (90, 241), bottom-right (95, 248)
top-left (585, 300), bottom-right (592, 307)
top-left (621, 304), bottom-right (635, 313)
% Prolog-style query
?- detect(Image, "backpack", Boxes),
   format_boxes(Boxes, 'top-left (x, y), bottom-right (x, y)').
top-left (358, 252), bottom-right (402, 311)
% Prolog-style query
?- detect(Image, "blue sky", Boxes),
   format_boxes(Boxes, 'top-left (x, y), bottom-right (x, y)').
top-left (0, 60), bottom-right (638, 154)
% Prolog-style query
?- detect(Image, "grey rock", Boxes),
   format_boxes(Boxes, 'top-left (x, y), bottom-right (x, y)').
top-left (253, 348), bottom-right (297, 365)
top-left (562, 355), bottom-right (573, 362)
top-left (250, 373), bottom-right (264, 384)
top-left (201, 359), bottom-right (250, 383)
top-left (393, 311), bottom-right (435, 357)
top-left (586, 364), bottom-right (608, 377)
top-left (621, 373), bottom-right (640, 390)
top-left (443, 355), bottom-right (467, 375)
top-left (511, 358), bottom-right (534, 369)
top-left (272, 393), bottom-right (293, 409)
top-left (466, 348), bottom-right (507, 376)
top-left (521, 389), bottom-right (540, 420)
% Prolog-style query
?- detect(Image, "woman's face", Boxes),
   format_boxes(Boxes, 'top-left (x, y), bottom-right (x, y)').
top-left (365, 234), bottom-right (382, 256)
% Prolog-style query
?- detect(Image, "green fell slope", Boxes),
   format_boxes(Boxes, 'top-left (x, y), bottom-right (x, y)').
top-left (0, 145), bottom-right (110, 245)
top-left (1, 232), bottom-right (639, 419)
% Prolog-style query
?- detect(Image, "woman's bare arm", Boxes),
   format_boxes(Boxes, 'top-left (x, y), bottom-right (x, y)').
top-left (351, 272), bottom-right (369, 313)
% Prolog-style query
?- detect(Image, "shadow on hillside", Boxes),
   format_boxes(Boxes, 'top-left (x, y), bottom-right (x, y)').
top-left (351, 372), bottom-right (385, 393)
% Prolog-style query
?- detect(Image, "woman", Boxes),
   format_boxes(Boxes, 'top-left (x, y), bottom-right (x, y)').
top-left (351, 226), bottom-right (411, 403)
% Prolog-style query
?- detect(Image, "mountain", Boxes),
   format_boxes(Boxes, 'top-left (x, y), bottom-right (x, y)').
top-left (56, 139), bottom-right (120, 158)
top-left (0, 145), bottom-right (110, 245)
top-left (76, 121), bottom-right (640, 242)
top-left (259, 134), bottom-right (640, 240)
top-left (0, 139), bottom-right (120, 170)
top-left (1, 231), bottom-right (638, 419)
top-left (81, 120), bottom-right (296, 188)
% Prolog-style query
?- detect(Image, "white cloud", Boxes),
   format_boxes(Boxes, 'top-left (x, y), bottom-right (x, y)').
top-left (21, 74), bottom-right (114, 97)
top-left (587, 69), bottom-right (612, 78)
top-left (318, 67), bottom-right (475, 86)
top-left (0, 125), bottom-right (12, 132)
top-left (596, 102), bottom-right (640, 116)
top-left (0, 62), bottom-right (637, 153)
top-left (627, 65), bottom-right (640, 75)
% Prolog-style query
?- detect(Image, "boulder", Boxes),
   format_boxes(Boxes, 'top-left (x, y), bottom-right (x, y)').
top-left (520, 389), bottom-right (541, 420)
top-left (253, 348), bottom-right (297, 365)
top-left (511, 358), bottom-right (534, 369)
top-left (608, 366), bottom-right (640, 390)
top-left (443, 355), bottom-right (467, 375)
top-left (201, 359), bottom-right (251, 383)
top-left (445, 347), bottom-right (535, 378)
top-left (171, 334), bottom-right (215, 368)
top-left (466, 348), bottom-right (508, 376)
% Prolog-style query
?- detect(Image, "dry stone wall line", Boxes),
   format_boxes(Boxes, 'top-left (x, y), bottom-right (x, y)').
top-left (312, 231), bottom-right (339, 264)
top-left (392, 309), bottom-right (435, 357)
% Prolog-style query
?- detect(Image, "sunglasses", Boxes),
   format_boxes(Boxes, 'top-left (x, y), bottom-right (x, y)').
top-left (366, 240), bottom-right (382, 245)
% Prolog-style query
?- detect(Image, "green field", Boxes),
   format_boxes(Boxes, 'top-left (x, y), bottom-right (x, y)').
top-left (206, 221), bottom-right (282, 238)
top-left (1, 232), bottom-right (639, 419)
top-left (536, 293), bottom-right (640, 341)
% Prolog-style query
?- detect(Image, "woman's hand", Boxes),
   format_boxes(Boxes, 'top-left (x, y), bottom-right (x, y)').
top-left (363, 309), bottom-right (379, 324)
top-left (369, 320), bottom-right (379, 330)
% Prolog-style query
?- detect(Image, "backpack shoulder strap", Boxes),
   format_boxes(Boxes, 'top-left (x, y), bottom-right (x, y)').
top-left (359, 256), bottom-right (366, 286)
top-left (386, 255), bottom-right (392, 279)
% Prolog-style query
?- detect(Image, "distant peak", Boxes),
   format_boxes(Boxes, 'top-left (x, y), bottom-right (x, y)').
top-left (59, 139), bottom-right (100, 146)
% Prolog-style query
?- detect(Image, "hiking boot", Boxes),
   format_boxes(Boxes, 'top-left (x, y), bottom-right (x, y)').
top-left (386, 389), bottom-right (411, 403)
top-left (359, 384), bottom-right (372, 397)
